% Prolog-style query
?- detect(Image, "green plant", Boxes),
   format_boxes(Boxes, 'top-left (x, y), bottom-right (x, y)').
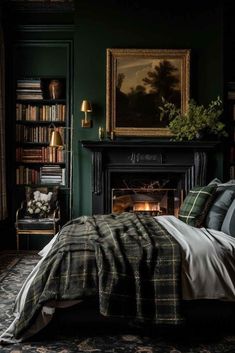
top-left (159, 96), bottom-right (227, 141)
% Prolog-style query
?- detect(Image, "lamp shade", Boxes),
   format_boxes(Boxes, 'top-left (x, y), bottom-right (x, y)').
top-left (49, 130), bottom-right (63, 147)
top-left (80, 100), bottom-right (92, 112)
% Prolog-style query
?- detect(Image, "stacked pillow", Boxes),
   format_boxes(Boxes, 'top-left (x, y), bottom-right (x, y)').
top-left (178, 179), bottom-right (235, 236)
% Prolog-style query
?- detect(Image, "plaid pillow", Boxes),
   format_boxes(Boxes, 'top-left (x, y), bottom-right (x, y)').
top-left (178, 185), bottom-right (216, 227)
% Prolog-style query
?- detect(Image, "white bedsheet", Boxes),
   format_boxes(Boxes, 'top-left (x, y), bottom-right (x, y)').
top-left (156, 215), bottom-right (235, 301)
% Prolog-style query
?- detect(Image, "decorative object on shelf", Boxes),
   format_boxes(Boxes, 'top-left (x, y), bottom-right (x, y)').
top-left (81, 100), bottom-right (92, 128)
top-left (106, 48), bottom-right (190, 137)
top-left (159, 96), bottom-right (227, 141)
top-left (48, 79), bottom-right (63, 100)
top-left (98, 126), bottom-right (105, 140)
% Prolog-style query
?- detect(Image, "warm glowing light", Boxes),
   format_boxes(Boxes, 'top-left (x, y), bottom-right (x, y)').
top-left (144, 202), bottom-right (150, 211)
top-left (133, 202), bottom-right (160, 212)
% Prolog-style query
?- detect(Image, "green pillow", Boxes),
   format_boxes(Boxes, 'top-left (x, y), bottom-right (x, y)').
top-left (178, 185), bottom-right (216, 227)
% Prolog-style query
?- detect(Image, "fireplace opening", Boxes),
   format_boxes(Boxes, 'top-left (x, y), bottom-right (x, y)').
top-left (110, 173), bottom-right (183, 217)
top-left (112, 188), bottom-right (179, 216)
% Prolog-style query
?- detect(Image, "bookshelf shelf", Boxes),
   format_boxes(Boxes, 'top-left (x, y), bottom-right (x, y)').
top-left (15, 77), bottom-right (69, 187)
top-left (16, 120), bottom-right (66, 125)
top-left (16, 99), bottom-right (66, 104)
top-left (16, 162), bottom-right (66, 166)
top-left (16, 142), bottom-right (50, 146)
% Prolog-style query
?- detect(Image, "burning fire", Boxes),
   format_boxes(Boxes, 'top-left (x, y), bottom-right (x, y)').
top-left (133, 201), bottom-right (160, 212)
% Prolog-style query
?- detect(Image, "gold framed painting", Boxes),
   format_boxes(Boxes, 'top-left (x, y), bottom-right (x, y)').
top-left (106, 48), bottom-right (190, 137)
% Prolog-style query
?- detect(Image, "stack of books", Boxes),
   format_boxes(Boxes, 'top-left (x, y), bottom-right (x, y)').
top-left (16, 147), bottom-right (43, 163)
top-left (16, 78), bottom-right (43, 100)
top-left (16, 147), bottom-right (65, 163)
top-left (40, 165), bottom-right (65, 185)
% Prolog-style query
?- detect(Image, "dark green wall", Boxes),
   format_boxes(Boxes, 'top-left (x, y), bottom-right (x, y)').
top-left (72, 2), bottom-right (224, 217)
top-left (3, 2), bottom-right (225, 227)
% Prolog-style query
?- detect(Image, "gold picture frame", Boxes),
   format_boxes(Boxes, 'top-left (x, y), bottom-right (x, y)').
top-left (106, 48), bottom-right (190, 137)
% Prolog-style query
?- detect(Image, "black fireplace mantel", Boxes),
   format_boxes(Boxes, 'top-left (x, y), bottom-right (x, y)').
top-left (81, 140), bottom-right (221, 214)
top-left (81, 140), bottom-right (221, 150)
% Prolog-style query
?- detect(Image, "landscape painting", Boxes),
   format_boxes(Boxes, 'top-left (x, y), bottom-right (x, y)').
top-left (106, 49), bottom-right (190, 137)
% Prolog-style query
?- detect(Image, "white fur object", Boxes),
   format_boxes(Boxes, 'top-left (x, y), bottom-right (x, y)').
top-left (33, 191), bottom-right (52, 203)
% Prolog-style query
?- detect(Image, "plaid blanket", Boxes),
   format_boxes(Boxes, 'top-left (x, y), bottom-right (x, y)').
top-left (14, 212), bottom-right (183, 339)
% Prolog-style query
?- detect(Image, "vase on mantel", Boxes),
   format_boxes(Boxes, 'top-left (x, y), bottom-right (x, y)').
top-left (48, 79), bottom-right (63, 100)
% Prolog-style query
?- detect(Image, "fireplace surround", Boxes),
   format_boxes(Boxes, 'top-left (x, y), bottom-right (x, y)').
top-left (81, 140), bottom-right (221, 215)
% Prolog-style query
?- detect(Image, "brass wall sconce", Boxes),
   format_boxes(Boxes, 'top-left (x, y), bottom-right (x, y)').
top-left (81, 100), bottom-right (92, 128)
top-left (49, 126), bottom-right (64, 148)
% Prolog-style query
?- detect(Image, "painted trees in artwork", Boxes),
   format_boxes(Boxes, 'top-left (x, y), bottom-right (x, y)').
top-left (116, 60), bottom-right (181, 128)
top-left (143, 60), bottom-right (180, 105)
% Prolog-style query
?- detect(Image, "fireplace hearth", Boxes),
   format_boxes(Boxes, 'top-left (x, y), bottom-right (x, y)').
top-left (81, 140), bottom-right (221, 215)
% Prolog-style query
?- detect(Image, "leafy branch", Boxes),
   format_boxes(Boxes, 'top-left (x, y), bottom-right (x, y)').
top-left (159, 96), bottom-right (227, 141)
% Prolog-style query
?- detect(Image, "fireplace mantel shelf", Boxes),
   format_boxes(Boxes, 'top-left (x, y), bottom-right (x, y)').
top-left (81, 140), bottom-right (221, 150)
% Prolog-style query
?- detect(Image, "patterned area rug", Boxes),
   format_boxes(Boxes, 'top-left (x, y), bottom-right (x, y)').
top-left (0, 252), bottom-right (235, 352)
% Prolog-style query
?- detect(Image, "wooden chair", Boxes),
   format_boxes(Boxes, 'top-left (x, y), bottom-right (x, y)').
top-left (15, 186), bottom-right (61, 251)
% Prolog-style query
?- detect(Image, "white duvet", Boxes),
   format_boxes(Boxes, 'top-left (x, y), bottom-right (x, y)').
top-left (157, 216), bottom-right (235, 301)
top-left (1, 215), bottom-right (235, 343)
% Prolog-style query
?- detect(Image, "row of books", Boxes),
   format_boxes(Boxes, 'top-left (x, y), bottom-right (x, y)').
top-left (16, 79), bottom-right (43, 100)
top-left (16, 147), bottom-right (65, 163)
top-left (16, 126), bottom-right (64, 144)
top-left (40, 165), bottom-right (65, 185)
top-left (16, 165), bottom-right (65, 185)
top-left (16, 104), bottom-right (66, 121)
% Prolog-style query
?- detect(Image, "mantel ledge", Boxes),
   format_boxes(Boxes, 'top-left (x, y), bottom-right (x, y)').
top-left (81, 139), bottom-right (222, 150)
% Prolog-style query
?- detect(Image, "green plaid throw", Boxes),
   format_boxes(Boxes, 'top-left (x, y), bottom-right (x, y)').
top-left (14, 212), bottom-right (183, 339)
top-left (178, 185), bottom-right (216, 226)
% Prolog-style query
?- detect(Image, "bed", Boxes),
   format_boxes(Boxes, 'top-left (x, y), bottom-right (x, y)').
top-left (1, 180), bottom-right (235, 344)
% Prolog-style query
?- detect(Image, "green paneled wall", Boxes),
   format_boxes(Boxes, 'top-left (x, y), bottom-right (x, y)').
top-left (3, 2), bottom-right (225, 226)
top-left (72, 2), bottom-right (224, 217)
top-left (15, 46), bottom-right (67, 76)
